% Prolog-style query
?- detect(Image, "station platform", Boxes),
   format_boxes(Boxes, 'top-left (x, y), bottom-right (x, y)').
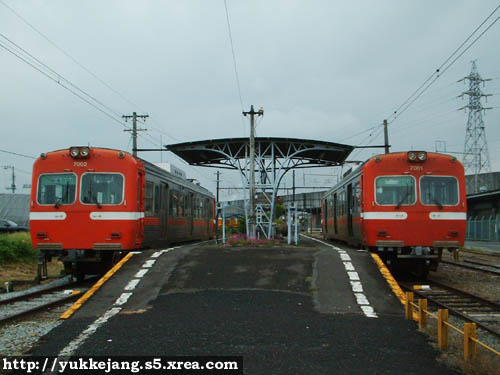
top-left (31, 238), bottom-right (460, 375)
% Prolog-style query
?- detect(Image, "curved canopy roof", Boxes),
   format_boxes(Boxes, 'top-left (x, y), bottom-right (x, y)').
top-left (165, 137), bottom-right (354, 169)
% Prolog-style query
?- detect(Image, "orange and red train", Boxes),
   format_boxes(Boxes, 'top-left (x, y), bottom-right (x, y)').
top-left (29, 146), bottom-right (215, 280)
top-left (322, 151), bottom-right (466, 277)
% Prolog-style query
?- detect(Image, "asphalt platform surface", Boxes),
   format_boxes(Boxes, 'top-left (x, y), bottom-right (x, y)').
top-left (30, 237), bottom-right (460, 375)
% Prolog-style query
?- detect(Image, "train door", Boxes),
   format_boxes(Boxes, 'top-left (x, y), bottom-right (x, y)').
top-left (205, 198), bottom-right (210, 235)
top-left (347, 184), bottom-right (353, 237)
top-left (160, 183), bottom-right (169, 239)
top-left (136, 170), bottom-right (145, 245)
top-left (333, 193), bottom-right (338, 234)
top-left (352, 181), bottom-right (362, 239)
top-left (186, 192), bottom-right (193, 236)
top-left (324, 198), bottom-right (328, 233)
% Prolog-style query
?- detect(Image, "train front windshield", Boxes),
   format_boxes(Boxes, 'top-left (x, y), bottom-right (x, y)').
top-left (37, 173), bottom-right (76, 205)
top-left (420, 176), bottom-right (459, 206)
top-left (375, 176), bottom-right (416, 206)
top-left (81, 173), bottom-right (124, 205)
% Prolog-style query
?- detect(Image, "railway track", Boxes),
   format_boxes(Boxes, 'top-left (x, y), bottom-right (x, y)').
top-left (399, 280), bottom-right (500, 338)
top-left (440, 259), bottom-right (500, 276)
top-left (0, 282), bottom-right (88, 327)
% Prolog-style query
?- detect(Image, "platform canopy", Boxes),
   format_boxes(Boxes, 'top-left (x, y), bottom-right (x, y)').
top-left (165, 137), bottom-right (354, 239)
top-left (165, 137), bottom-right (354, 170)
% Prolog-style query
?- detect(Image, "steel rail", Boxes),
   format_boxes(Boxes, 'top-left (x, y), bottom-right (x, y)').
top-left (0, 281), bottom-right (75, 306)
top-left (440, 259), bottom-right (500, 276)
top-left (0, 292), bottom-right (82, 327)
top-left (399, 281), bottom-right (500, 338)
top-left (0, 275), bottom-right (99, 306)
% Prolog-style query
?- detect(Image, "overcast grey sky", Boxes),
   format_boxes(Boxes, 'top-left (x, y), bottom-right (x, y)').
top-left (1, 0), bottom-right (499, 199)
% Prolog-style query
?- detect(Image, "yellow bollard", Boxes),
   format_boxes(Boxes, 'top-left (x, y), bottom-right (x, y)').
top-left (438, 309), bottom-right (449, 350)
top-left (418, 299), bottom-right (428, 330)
top-left (464, 323), bottom-right (477, 362)
top-left (405, 292), bottom-right (414, 320)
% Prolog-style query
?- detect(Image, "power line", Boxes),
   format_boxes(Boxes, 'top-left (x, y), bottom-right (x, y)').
top-left (0, 32), bottom-right (124, 119)
top-left (223, 0), bottom-right (247, 136)
top-left (0, 39), bottom-right (130, 130)
top-left (0, 148), bottom-right (36, 159)
top-left (1, 0), bottom-right (186, 144)
top-left (0, 0), bottom-right (146, 113)
top-left (387, 5), bottom-right (500, 124)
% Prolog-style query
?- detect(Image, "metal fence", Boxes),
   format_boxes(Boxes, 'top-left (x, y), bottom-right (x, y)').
top-left (466, 216), bottom-right (498, 241)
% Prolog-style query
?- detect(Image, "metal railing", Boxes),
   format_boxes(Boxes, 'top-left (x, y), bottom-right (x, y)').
top-left (466, 216), bottom-right (498, 241)
top-left (405, 292), bottom-right (500, 362)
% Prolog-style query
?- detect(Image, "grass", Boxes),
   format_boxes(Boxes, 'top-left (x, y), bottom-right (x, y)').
top-left (0, 232), bottom-right (37, 264)
top-left (0, 232), bottom-right (64, 291)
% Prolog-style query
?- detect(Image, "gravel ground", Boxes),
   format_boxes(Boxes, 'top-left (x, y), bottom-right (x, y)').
top-left (424, 249), bottom-right (500, 373)
top-left (0, 303), bottom-right (71, 356)
top-left (431, 250), bottom-right (500, 302)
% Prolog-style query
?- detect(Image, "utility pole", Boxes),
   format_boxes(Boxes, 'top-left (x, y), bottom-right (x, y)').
top-left (122, 112), bottom-right (149, 157)
top-left (292, 170), bottom-right (295, 203)
top-left (243, 105), bottom-right (264, 239)
top-left (3, 166), bottom-right (15, 194)
top-left (459, 61), bottom-right (493, 194)
top-left (383, 119), bottom-right (389, 154)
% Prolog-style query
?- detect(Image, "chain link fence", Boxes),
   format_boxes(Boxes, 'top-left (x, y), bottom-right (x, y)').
top-left (466, 216), bottom-right (498, 241)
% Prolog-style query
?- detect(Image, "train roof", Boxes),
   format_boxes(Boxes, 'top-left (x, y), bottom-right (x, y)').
top-left (36, 147), bottom-right (214, 198)
top-left (141, 158), bottom-right (214, 197)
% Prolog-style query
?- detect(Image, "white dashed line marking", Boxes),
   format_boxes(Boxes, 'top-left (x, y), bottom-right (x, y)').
top-left (135, 268), bottom-right (149, 278)
top-left (57, 243), bottom-right (193, 357)
top-left (143, 259), bottom-right (156, 268)
top-left (124, 279), bottom-right (141, 291)
top-left (347, 271), bottom-right (360, 281)
top-left (343, 262), bottom-right (355, 271)
top-left (58, 307), bottom-right (122, 357)
top-left (114, 292), bottom-right (133, 306)
top-left (340, 253), bottom-right (351, 261)
top-left (303, 235), bottom-right (378, 318)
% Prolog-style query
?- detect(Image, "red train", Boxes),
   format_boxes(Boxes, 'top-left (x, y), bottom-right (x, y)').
top-left (29, 146), bottom-right (215, 280)
top-left (322, 151), bottom-right (466, 277)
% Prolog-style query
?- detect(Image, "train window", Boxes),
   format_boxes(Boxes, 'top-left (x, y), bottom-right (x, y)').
top-left (178, 194), bottom-right (185, 217)
top-left (144, 181), bottom-right (154, 213)
top-left (37, 173), bottom-right (76, 205)
top-left (169, 191), bottom-right (178, 216)
top-left (420, 176), bottom-right (459, 206)
top-left (81, 173), bottom-right (124, 205)
top-left (353, 182), bottom-right (361, 214)
top-left (154, 184), bottom-right (160, 214)
top-left (375, 176), bottom-right (416, 206)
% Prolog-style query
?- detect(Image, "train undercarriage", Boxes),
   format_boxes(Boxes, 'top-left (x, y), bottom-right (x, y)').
top-left (37, 249), bottom-right (122, 283)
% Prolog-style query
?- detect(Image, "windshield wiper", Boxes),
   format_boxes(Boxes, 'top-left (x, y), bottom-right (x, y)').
top-left (433, 198), bottom-right (443, 210)
top-left (427, 193), bottom-right (443, 209)
top-left (54, 198), bottom-right (62, 209)
top-left (396, 184), bottom-right (410, 209)
top-left (93, 196), bottom-right (102, 209)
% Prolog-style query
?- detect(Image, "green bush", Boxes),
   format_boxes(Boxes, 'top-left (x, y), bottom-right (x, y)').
top-left (0, 232), bottom-right (37, 264)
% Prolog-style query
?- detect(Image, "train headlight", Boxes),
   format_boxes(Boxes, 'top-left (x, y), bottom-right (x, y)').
top-left (417, 152), bottom-right (427, 161)
top-left (407, 151), bottom-right (417, 161)
top-left (79, 147), bottom-right (90, 158)
top-left (69, 147), bottom-right (80, 158)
